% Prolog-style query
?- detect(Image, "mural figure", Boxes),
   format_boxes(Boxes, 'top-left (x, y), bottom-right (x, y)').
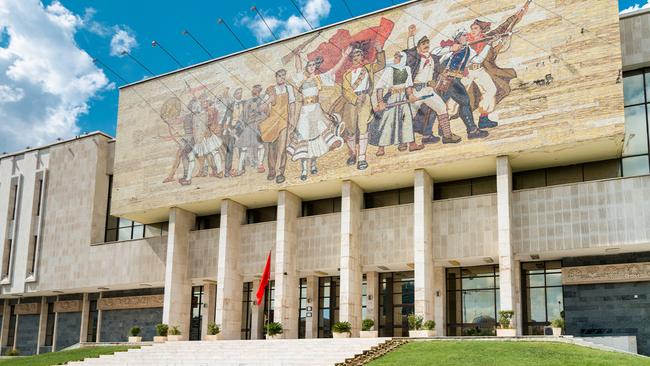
top-left (234, 85), bottom-right (267, 176)
top-left (221, 88), bottom-right (244, 177)
top-left (368, 51), bottom-right (422, 155)
top-left (259, 69), bottom-right (296, 183)
top-left (286, 49), bottom-right (348, 181)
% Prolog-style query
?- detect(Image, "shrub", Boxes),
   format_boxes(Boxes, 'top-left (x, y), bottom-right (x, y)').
top-left (498, 310), bottom-right (514, 329)
top-left (5, 348), bottom-right (20, 356)
top-left (407, 314), bottom-right (423, 331)
top-left (129, 326), bottom-right (141, 337)
top-left (362, 319), bottom-right (374, 332)
top-left (265, 322), bottom-right (283, 336)
top-left (156, 323), bottom-right (169, 337)
top-left (423, 320), bottom-right (436, 331)
top-left (332, 321), bottom-right (352, 333)
top-left (169, 325), bottom-right (181, 335)
top-left (551, 318), bottom-right (564, 329)
top-left (208, 322), bottom-right (220, 335)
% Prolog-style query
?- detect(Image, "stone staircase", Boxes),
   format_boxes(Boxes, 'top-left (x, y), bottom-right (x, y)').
top-left (67, 338), bottom-right (392, 366)
top-left (337, 338), bottom-right (409, 366)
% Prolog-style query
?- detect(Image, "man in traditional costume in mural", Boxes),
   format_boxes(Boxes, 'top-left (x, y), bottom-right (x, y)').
top-left (260, 69), bottom-right (296, 184)
top-left (234, 85), bottom-right (267, 176)
top-left (368, 51), bottom-right (423, 155)
top-left (287, 49), bottom-right (349, 181)
top-left (220, 87), bottom-right (244, 177)
top-left (161, 96), bottom-right (195, 184)
top-left (334, 42), bottom-right (385, 170)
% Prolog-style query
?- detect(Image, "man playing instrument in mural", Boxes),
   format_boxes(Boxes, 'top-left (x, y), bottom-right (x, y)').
top-left (287, 48), bottom-right (348, 181)
top-left (334, 42), bottom-right (385, 170)
top-left (260, 69), bottom-right (296, 184)
top-left (368, 51), bottom-right (423, 155)
top-left (234, 85), bottom-right (267, 176)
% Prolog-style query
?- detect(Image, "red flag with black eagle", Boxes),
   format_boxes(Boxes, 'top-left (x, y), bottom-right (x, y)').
top-left (255, 250), bottom-right (272, 305)
top-left (307, 17), bottom-right (394, 83)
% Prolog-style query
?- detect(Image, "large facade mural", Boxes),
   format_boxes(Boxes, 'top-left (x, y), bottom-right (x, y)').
top-left (113, 0), bottom-right (623, 218)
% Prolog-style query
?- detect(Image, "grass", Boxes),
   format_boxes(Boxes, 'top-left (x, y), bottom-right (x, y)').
top-left (0, 346), bottom-right (137, 366)
top-left (367, 340), bottom-right (650, 366)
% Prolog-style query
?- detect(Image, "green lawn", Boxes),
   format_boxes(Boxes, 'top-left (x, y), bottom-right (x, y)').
top-left (0, 346), bottom-right (137, 366)
top-left (367, 341), bottom-right (650, 366)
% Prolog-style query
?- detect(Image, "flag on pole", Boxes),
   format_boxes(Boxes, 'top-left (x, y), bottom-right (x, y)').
top-left (256, 250), bottom-right (272, 305)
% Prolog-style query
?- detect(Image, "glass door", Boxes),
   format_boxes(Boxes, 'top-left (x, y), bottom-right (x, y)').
top-left (189, 286), bottom-right (204, 340)
top-left (378, 271), bottom-right (414, 337)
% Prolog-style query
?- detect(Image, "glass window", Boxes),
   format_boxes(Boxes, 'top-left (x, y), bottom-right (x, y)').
top-left (521, 261), bottom-right (564, 335)
top-left (623, 105), bottom-right (648, 156)
top-left (378, 271), bottom-right (414, 337)
top-left (622, 155), bottom-right (650, 176)
top-left (241, 282), bottom-right (253, 340)
top-left (624, 72), bottom-right (645, 106)
top-left (302, 198), bottom-right (341, 216)
top-left (318, 277), bottom-right (339, 338)
top-left (364, 188), bottom-right (414, 209)
top-left (622, 70), bottom-right (650, 176)
top-left (196, 214), bottom-right (220, 230)
top-left (546, 165), bottom-right (583, 186)
top-left (446, 265), bottom-right (499, 336)
top-left (513, 169), bottom-right (546, 190)
top-left (298, 278), bottom-right (307, 339)
top-left (246, 206), bottom-right (277, 224)
top-left (582, 159), bottom-right (621, 181)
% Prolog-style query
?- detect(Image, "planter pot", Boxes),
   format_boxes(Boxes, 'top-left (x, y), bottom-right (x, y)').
top-left (167, 335), bottom-right (182, 341)
top-left (153, 336), bottom-right (167, 343)
top-left (333, 332), bottom-right (350, 338)
top-left (128, 336), bottom-right (142, 343)
top-left (360, 330), bottom-right (378, 338)
top-left (205, 334), bottom-right (220, 341)
top-left (497, 328), bottom-right (517, 337)
top-left (409, 330), bottom-right (436, 338)
top-left (552, 327), bottom-right (562, 336)
top-left (266, 334), bottom-right (282, 340)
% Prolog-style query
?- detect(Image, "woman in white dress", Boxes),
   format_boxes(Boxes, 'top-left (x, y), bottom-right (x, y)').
top-left (287, 48), bottom-right (350, 181)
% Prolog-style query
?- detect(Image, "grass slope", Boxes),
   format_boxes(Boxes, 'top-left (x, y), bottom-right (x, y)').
top-left (367, 341), bottom-right (650, 366)
top-left (0, 346), bottom-right (136, 366)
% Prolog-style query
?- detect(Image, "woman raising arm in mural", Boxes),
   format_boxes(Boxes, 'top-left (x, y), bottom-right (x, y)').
top-left (286, 47), bottom-right (350, 181)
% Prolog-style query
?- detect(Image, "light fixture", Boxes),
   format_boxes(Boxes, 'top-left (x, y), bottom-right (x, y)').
top-left (406, 263), bottom-right (415, 269)
top-left (315, 271), bottom-right (328, 276)
top-left (97, 287), bottom-right (109, 290)
top-left (377, 266), bottom-right (390, 271)
top-left (448, 260), bottom-right (461, 266)
top-left (52, 290), bottom-right (64, 294)
top-left (530, 254), bottom-right (540, 260)
top-left (138, 283), bottom-right (153, 287)
top-left (605, 247), bottom-right (620, 253)
top-left (483, 257), bottom-right (494, 264)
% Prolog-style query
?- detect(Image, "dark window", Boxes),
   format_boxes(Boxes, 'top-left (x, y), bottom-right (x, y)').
top-left (364, 188), bottom-right (413, 209)
top-left (2, 239), bottom-right (13, 278)
top-left (86, 296), bottom-right (99, 342)
top-left (521, 261), bottom-right (564, 335)
top-left (302, 198), bottom-right (341, 216)
top-left (241, 282), bottom-right (253, 340)
top-left (10, 182), bottom-right (19, 220)
top-left (189, 286), bottom-right (204, 341)
top-left (35, 178), bottom-right (43, 217)
top-left (28, 234), bottom-right (38, 275)
top-left (622, 69), bottom-right (650, 176)
top-left (446, 265), bottom-right (500, 336)
top-left (262, 280), bottom-right (276, 336)
top-left (434, 176), bottom-right (496, 200)
top-left (513, 160), bottom-right (622, 190)
top-left (298, 278), bottom-right (307, 339)
top-left (378, 271), bottom-right (414, 337)
top-left (246, 206), bottom-right (277, 224)
top-left (44, 300), bottom-right (55, 346)
top-left (318, 276), bottom-right (339, 338)
top-left (196, 214), bottom-right (220, 230)
top-left (6, 305), bottom-right (16, 347)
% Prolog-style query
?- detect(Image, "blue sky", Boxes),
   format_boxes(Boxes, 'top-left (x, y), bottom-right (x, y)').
top-left (0, 0), bottom-right (645, 152)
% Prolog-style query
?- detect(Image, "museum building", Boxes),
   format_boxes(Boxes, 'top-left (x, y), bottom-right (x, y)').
top-left (1, 0), bottom-right (650, 357)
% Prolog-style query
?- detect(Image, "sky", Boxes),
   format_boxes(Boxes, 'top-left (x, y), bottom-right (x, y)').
top-left (0, 0), bottom-right (646, 153)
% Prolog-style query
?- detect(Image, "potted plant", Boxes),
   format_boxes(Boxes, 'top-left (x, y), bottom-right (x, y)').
top-left (408, 314), bottom-right (435, 337)
top-left (265, 322), bottom-right (283, 340)
top-left (128, 326), bottom-right (142, 343)
top-left (167, 325), bottom-right (182, 341)
top-left (206, 322), bottom-right (221, 341)
top-left (551, 317), bottom-right (564, 336)
top-left (497, 310), bottom-right (516, 337)
top-left (154, 323), bottom-right (168, 343)
top-left (332, 321), bottom-right (352, 338)
top-left (360, 319), bottom-right (378, 338)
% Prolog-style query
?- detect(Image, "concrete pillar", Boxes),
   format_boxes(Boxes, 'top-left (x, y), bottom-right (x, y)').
top-left (162, 207), bottom-right (196, 340)
top-left (216, 199), bottom-right (246, 340)
top-left (365, 272), bottom-right (379, 326)
top-left (0, 300), bottom-right (10, 347)
top-left (304, 276), bottom-right (319, 339)
top-left (414, 169), bottom-right (435, 322)
top-left (96, 292), bottom-right (103, 343)
top-left (250, 279), bottom-right (265, 339)
top-left (51, 297), bottom-right (59, 351)
top-left (201, 282), bottom-right (217, 340)
top-left (514, 259), bottom-right (523, 336)
top-left (339, 180), bottom-right (363, 337)
top-left (433, 266), bottom-right (446, 335)
top-left (496, 156), bottom-right (517, 331)
top-left (79, 293), bottom-right (90, 343)
top-left (274, 191), bottom-right (301, 338)
top-left (36, 297), bottom-right (47, 354)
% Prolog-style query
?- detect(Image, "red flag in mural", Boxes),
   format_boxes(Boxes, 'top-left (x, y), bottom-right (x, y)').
top-left (307, 17), bottom-right (394, 83)
top-left (256, 250), bottom-right (272, 305)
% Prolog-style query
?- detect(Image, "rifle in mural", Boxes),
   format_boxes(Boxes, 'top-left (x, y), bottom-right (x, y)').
top-left (281, 31), bottom-right (322, 65)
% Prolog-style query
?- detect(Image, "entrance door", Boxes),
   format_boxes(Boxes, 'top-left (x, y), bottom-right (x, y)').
top-left (189, 286), bottom-right (204, 340)
top-left (318, 276), bottom-right (339, 338)
top-left (378, 271), bottom-right (414, 337)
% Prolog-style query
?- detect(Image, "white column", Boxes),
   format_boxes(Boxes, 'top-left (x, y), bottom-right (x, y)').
top-left (201, 283), bottom-right (217, 340)
top-left (274, 191), bottom-right (301, 338)
top-left (365, 272), bottom-right (379, 326)
top-left (36, 297), bottom-right (47, 354)
top-left (79, 293), bottom-right (90, 343)
top-left (250, 279), bottom-right (265, 340)
top-left (162, 207), bottom-right (195, 340)
top-left (414, 169), bottom-right (435, 322)
top-left (433, 266), bottom-right (446, 335)
top-left (216, 199), bottom-right (246, 340)
top-left (304, 276), bottom-right (319, 339)
top-left (339, 180), bottom-right (363, 337)
top-left (96, 292), bottom-right (103, 343)
top-left (497, 156), bottom-right (518, 332)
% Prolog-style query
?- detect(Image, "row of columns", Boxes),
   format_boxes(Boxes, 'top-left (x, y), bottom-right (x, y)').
top-left (162, 156), bottom-right (521, 339)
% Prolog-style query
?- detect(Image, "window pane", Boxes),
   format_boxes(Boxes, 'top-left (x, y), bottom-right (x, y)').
top-left (513, 169), bottom-right (546, 190)
top-left (462, 290), bottom-right (496, 324)
top-left (546, 287), bottom-right (564, 322)
top-left (583, 159), bottom-right (621, 181)
top-left (647, 71), bottom-right (650, 103)
top-left (105, 229), bottom-right (117, 242)
top-left (528, 288), bottom-right (546, 322)
top-left (462, 276), bottom-right (494, 290)
top-left (624, 73), bottom-right (645, 106)
top-left (434, 180), bottom-right (472, 200)
top-left (471, 176), bottom-right (497, 195)
top-left (118, 227), bottom-right (132, 241)
top-left (118, 218), bottom-right (133, 228)
top-left (546, 273), bottom-right (562, 287)
top-left (623, 105), bottom-right (648, 156)
top-left (622, 155), bottom-right (650, 177)
top-left (106, 216), bottom-right (119, 230)
top-left (398, 188), bottom-right (414, 204)
top-left (132, 224), bottom-right (144, 239)
top-left (526, 274), bottom-right (545, 288)
top-left (546, 165), bottom-right (583, 186)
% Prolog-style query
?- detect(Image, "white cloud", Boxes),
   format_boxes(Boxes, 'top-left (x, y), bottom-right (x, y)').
top-left (0, 0), bottom-right (111, 152)
top-left (620, 1), bottom-right (650, 14)
top-left (110, 28), bottom-right (138, 56)
top-left (241, 0), bottom-right (331, 43)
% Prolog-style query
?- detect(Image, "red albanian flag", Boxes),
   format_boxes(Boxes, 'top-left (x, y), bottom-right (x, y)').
top-left (307, 17), bottom-right (394, 84)
top-left (255, 250), bottom-right (272, 305)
